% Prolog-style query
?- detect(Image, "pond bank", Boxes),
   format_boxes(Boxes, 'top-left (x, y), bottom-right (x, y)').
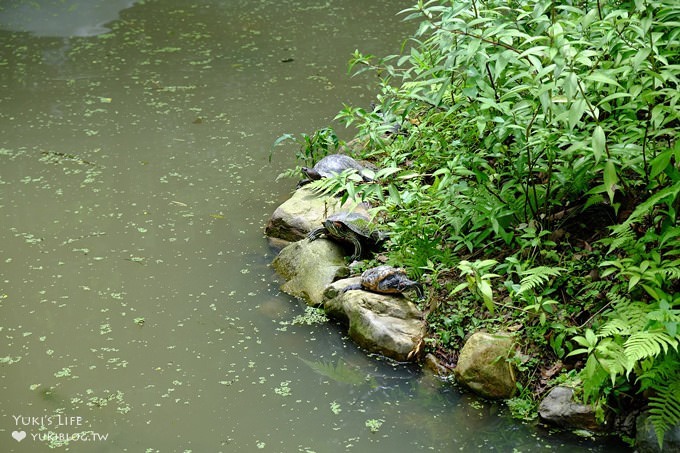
top-left (265, 168), bottom-right (672, 453)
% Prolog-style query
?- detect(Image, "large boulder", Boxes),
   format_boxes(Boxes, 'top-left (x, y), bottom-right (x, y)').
top-left (323, 279), bottom-right (425, 362)
top-left (635, 411), bottom-right (680, 453)
top-left (272, 239), bottom-right (349, 306)
top-left (454, 331), bottom-right (517, 399)
top-left (265, 187), bottom-right (368, 242)
top-left (538, 386), bottom-right (603, 431)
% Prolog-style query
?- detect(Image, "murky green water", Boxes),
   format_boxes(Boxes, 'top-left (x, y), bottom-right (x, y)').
top-left (0, 1), bottom-right (628, 452)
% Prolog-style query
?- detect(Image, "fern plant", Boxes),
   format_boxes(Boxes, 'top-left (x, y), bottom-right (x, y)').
top-left (639, 351), bottom-right (680, 447)
top-left (570, 193), bottom-right (680, 447)
top-left (516, 266), bottom-right (566, 296)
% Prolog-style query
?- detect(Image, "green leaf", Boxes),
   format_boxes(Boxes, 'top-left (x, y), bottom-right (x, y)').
top-left (603, 160), bottom-right (618, 204)
top-left (375, 166), bottom-right (401, 179)
top-left (452, 282), bottom-right (468, 294)
top-left (628, 274), bottom-right (641, 291)
top-left (568, 347), bottom-right (591, 357)
top-left (597, 92), bottom-right (632, 105)
top-left (477, 259), bottom-right (499, 269)
top-left (387, 183), bottom-right (402, 205)
top-left (585, 328), bottom-right (597, 345)
top-left (478, 280), bottom-right (495, 314)
top-left (564, 71), bottom-right (578, 99)
top-left (592, 125), bottom-right (606, 164)
top-left (585, 72), bottom-right (621, 87)
top-left (632, 47), bottom-right (651, 69)
top-left (397, 171), bottom-right (421, 180)
top-left (568, 99), bottom-right (586, 130)
top-left (650, 150), bottom-right (673, 179)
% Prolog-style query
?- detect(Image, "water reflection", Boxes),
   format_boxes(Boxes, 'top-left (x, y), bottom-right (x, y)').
top-left (0, 0), bottom-right (136, 37)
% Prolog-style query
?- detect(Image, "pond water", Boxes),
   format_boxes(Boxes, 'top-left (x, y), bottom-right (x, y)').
top-left (0, 1), bottom-right (629, 451)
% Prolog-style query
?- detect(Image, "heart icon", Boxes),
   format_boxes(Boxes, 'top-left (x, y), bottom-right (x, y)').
top-left (12, 430), bottom-right (26, 442)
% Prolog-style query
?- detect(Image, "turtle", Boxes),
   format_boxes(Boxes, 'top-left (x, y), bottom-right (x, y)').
top-left (307, 212), bottom-right (386, 261)
top-left (341, 265), bottom-right (424, 299)
top-left (298, 154), bottom-right (372, 187)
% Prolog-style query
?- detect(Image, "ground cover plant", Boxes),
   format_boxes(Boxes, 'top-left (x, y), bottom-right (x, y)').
top-left (276, 0), bottom-right (679, 447)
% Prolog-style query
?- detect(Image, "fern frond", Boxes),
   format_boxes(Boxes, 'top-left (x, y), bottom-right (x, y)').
top-left (660, 263), bottom-right (680, 281)
top-left (582, 279), bottom-right (609, 294)
top-left (594, 338), bottom-right (633, 383)
top-left (604, 301), bottom-right (652, 332)
top-left (648, 374), bottom-right (680, 449)
top-left (610, 181), bottom-right (680, 246)
top-left (637, 351), bottom-right (680, 391)
top-left (606, 290), bottom-right (629, 309)
top-left (597, 318), bottom-right (632, 338)
top-left (517, 266), bottom-right (566, 295)
top-left (659, 226), bottom-right (680, 250)
top-left (607, 227), bottom-right (636, 251)
top-left (624, 331), bottom-right (679, 363)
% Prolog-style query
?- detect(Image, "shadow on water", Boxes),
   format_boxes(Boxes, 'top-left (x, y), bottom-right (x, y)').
top-left (0, 1), bottom-right (630, 451)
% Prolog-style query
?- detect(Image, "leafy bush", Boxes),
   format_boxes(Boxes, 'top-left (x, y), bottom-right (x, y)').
top-left (344, 1), bottom-right (679, 441)
top-left (277, 0), bottom-right (679, 444)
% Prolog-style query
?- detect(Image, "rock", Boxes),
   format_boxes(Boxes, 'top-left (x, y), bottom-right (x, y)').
top-left (272, 238), bottom-right (349, 306)
top-left (324, 278), bottom-right (425, 362)
top-left (424, 353), bottom-right (452, 377)
top-left (265, 187), bottom-right (368, 242)
top-left (453, 331), bottom-right (516, 399)
top-left (538, 386), bottom-right (602, 431)
top-left (636, 411), bottom-right (680, 453)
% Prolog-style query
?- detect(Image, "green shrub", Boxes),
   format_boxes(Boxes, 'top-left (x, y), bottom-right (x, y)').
top-left (278, 0), bottom-right (679, 444)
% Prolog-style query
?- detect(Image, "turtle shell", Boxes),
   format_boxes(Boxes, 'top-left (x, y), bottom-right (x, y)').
top-left (307, 211), bottom-right (386, 261)
top-left (360, 265), bottom-right (424, 298)
top-left (302, 154), bottom-right (371, 181)
top-left (323, 212), bottom-right (383, 243)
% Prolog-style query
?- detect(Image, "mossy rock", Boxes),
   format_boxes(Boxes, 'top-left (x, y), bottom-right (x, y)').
top-left (324, 278), bottom-right (425, 362)
top-left (272, 238), bottom-right (349, 306)
top-left (265, 187), bottom-right (368, 243)
top-left (453, 331), bottom-right (516, 399)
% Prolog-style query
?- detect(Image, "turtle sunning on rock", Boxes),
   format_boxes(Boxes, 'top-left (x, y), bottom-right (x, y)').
top-left (298, 154), bottom-right (373, 187)
top-left (307, 212), bottom-right (386, 261)
top-left (342, 265), bottom-right (424, 299)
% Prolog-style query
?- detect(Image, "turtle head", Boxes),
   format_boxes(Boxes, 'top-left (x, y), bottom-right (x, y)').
top-left (324, 219), bottom-right (346, 238)
top-left (412, 282), bottom-right (425, 300)
top-left (301, 167), bottom-right (321, 180)
top-left (398, 279), bottom-right (424, 300)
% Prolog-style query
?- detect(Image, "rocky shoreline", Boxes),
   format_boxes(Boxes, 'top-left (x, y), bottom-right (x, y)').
top-left (265, 185), bottom-right (677, 452)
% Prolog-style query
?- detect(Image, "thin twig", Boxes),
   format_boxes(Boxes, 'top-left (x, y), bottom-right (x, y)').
top-left (579, 301), bottom-right (612, 329)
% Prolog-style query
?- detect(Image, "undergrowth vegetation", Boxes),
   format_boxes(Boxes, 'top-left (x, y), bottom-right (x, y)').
top-left (275, 0), bottom-right (679, 446)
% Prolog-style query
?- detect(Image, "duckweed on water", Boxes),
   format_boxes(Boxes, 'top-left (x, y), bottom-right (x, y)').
top-left (54, 367), bottom-right (73, 378)
top-left (0, 356), bottom-right (22, 364)
top-left (290, 306), bottom-right (328, 326)
top-left (274, 380), bottom-right (292, 397)
top-left (365, 418), bottom-right (384, 433)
